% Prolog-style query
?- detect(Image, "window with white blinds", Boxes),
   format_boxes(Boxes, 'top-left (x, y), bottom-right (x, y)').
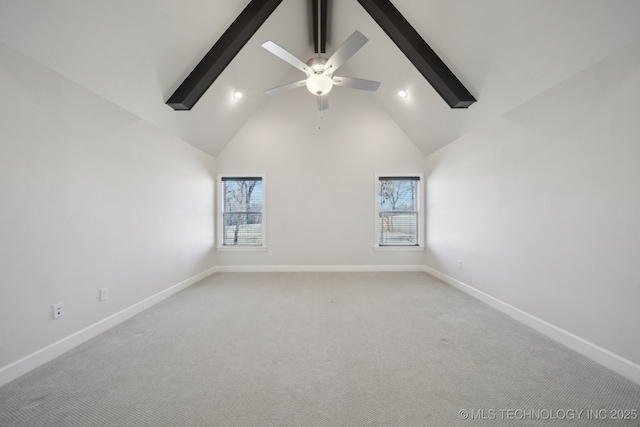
top-left (220, 176), bottom-right (264, 246)
top-left (377, 175), bottom-right (421, 246)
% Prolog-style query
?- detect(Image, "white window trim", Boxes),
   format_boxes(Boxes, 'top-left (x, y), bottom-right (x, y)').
top-left (374, 173), bottom-right (425, 250)
top-left (217, 174), bottom-right (267, 251)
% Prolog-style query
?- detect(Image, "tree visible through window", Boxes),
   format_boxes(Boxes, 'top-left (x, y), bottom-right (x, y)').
top-left (378, 176), bottom-right (420, 246)
top-left (222, 177), bottom-right (263, 246)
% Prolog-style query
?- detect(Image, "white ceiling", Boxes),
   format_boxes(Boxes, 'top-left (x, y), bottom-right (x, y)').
top-left (1, 0), bottom-right (640, 157)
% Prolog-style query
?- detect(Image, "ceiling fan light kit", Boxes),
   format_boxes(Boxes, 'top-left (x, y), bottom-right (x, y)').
top-left (306, 74), bottom-right (333, 96)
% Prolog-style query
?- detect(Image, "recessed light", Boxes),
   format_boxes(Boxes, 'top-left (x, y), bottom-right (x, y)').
top-left (232, 91), bottom-right (243, 100)
top-left (398, 90), bottom-right (408, 98)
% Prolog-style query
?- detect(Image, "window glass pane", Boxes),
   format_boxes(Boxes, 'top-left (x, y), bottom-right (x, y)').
top-left (379, 212), bottom-right (418, 245)
top-left (222, 178), bottom-right (262, 246)
top-left (224, 179), bottom-right (262, 212)
top-left (223, 213), bottom-right (262, 246)
top-left (378, 177), bottom-right (419, 246)
top-left (378, 179), bottom-right (417, 211)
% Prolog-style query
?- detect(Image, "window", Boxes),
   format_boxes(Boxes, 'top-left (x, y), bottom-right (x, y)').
top-left (376, 175), bottom-right (423, 247)
top-left (219, 176), bottom-right (265, 247)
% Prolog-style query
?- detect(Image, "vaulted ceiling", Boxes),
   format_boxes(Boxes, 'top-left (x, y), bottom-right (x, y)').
top-left (1, 0), bottom-right (640, 157)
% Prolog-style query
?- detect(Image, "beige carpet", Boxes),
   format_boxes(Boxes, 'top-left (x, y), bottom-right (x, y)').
top-left (1, 272), bottom-right (639, 426)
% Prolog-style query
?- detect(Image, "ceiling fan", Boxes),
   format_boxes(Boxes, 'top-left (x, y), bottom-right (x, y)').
top-left (261, 30), bottom-right (381, 111)
top-left (166, 0), bottom-right (475, 111)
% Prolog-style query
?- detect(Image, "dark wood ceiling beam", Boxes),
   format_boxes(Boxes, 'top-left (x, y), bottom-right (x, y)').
top-left (167, 0), bottom-right (283, 110)
top-left (357, 0), bottom-right (476, 108)
top-left (312, 0), bottom-right (328, 53)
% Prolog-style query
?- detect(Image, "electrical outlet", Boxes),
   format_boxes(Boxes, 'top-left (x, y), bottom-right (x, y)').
top-left (100, 288), bottom-right (108, 301)
top-left (458, 259), bottom-right (462, 269)
top-left (53, 302), bottom-right (64, 319)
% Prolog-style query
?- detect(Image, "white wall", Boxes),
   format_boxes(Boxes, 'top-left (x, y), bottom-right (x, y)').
top-left (0, 42), bottom-right (216, 383)
top-left (424, 39), bottom-right (640, 376)
top-left (216, 86), bottom-right (425, 268)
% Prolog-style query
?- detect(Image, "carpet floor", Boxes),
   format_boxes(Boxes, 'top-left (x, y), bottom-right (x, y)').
top-left (1, 272), bottom-right (639, 426)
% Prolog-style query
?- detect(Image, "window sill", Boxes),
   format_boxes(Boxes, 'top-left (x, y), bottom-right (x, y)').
top-left (216, 246), bottom-right (267, 252)
top-left (374, 246), bottom-right (425, 252)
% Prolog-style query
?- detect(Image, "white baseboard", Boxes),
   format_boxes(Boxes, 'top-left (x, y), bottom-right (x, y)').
top-left (423, 265), bottom-right (640, 386)
top-left (215, 265), bottom-right (427, 273)
top-left (6, 264), bottom-right (637, 388)
top-left (0, 266), bottom-right (218, 387)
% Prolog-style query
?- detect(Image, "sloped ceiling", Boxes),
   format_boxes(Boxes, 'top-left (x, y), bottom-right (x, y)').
top-left (1, 0), bottom-right (640, 157)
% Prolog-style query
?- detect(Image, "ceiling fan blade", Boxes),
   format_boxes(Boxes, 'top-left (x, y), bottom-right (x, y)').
top-left (262, 41), bottom-right (312, 74)
top-left (332, 76), bottom-right (381, 92)
top-left (264, 80), bottom-right (307, 95)
top-left (324, 30), bottom-right (368, 73)
top-left (317, 95), bottom-right (329, 111)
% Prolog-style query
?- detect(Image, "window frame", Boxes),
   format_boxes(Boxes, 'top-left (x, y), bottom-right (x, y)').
top-left (374, 173), bottom-right (424, 250)
top-left (217, 174), bottom-right (267, 251)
